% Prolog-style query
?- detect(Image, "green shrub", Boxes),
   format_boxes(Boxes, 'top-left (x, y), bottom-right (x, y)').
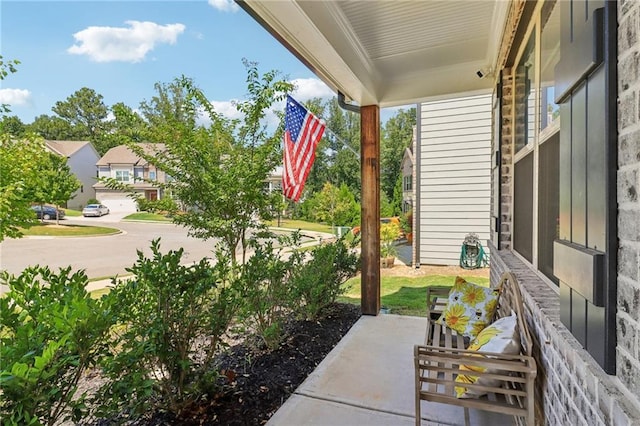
top-left (136, 195), bottom-right (178, 215)
top-left (0, 267), bottom-right (114, 425)
top-left (96, 239), bottom-right (240, 418)
top-left (290, 237), bottom-right (360, 320)
top-left (236, 232), bottom-right (302, 350)
top-left (380, 222), bottom-right (401, 258)
top-left (86, 198), bottom-right (100, 205)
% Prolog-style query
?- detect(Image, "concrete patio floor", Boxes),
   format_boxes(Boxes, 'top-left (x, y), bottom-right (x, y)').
top-left (267, 314), bottom-right (513, 426)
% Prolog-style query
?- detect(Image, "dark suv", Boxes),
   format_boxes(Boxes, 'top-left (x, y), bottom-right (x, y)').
top-left (31, 205), bottom-right (65, 220)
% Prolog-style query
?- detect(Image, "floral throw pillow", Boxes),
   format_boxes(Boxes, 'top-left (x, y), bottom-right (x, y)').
top-left (454, 314), bottom-right (520, 398)
top-left (436, 276), bottom-right (499, 339)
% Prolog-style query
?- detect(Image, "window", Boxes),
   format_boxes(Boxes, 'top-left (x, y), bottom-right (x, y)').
top-left (514, 33), bottom-right (536, 154)
top-left (115, 170), bottom-right (130, 182)
top-left (511, 1), bottom-right (560, 285)
top-left (403, 175), bottom-right (412, 191)
top-left (540, 2), bottom-right (560, 134)
top-left (149, 171), bottom-right (156, 181)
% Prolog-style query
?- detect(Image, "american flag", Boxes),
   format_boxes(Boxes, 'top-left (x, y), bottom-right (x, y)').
top-left (283, 95), bottom-right (325, 202)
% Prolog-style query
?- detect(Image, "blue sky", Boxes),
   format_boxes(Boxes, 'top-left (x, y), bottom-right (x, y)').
top-left (1, 0), bottom-right (402, 128)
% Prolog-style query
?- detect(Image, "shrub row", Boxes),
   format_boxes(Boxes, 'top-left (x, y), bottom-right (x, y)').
top-left (0, 234), bottom-right (359, 425)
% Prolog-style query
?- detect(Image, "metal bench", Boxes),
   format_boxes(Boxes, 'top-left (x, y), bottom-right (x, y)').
top-left (414, 272), bottom-right (537, 426)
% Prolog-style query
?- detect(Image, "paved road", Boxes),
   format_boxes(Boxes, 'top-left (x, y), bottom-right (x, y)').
top-left (0, 218), bottom-right (219, 279)
top-left (0, 216), bottom-right (329, 286)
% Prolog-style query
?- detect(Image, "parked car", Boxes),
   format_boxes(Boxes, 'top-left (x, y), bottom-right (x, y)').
top-left (31, 205), bottom-right (65, 220)
top-left (82, 204), bottom-right (110, 217)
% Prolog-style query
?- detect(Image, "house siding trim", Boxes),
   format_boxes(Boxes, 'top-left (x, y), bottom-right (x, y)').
top-left (418, 93), bottom-right (493, 266)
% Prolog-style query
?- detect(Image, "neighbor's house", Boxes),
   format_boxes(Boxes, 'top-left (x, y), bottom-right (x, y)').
top-left (400, 145), bottom-right (413, 214)
top-left (44, 140), bottom-right (99, 210)
top-left (93, 144), bottom-right (167, 213)
top-left (266, 166), bottom-right (283, 193)
top-left (415, 93), bottom-right (493, 266)
top-left (241, 0), bottom-right (640, 424)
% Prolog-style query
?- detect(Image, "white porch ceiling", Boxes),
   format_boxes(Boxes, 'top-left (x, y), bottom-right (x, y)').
top-left (238, 0), bottom-right (509, 108)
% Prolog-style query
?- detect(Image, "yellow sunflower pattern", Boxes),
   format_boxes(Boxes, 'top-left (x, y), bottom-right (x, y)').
top-left (454, 314), bottom-right (520, 398)
top-left (436, 277), bottom-right (500, 339)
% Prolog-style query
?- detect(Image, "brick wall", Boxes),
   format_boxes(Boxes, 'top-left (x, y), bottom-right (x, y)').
top-left (617, 0), bottom-right (640, 403)
top-left (490, 245), bottom-right (640, 426)
top-left (486, 3), bottom-right (640, 425)
top-left (500, 71), bottom-right (513, 250)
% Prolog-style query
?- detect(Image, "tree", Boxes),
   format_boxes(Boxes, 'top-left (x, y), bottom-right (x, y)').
top-left (52, 87), bottom-right (108, 141)
top-left (0, 115), bottom-right (26, 137)
top-left (312, 182), bottom-right (360, 226)
top-left (0, 134), bottom-right (48, 241)
top-left (94, 102), bottom-right (148, 155)
top-left (0, 56), bottom-right (20, 114)
top-left (381, 108), bottom-right (416, 201)
top-left (119, 63), bottom-right (293, 265)
top-left (28, 114), bottom-right (79, 141)
top-left (324, 98), bottom-right (361, 198)
top-left (32, 153), bottom-right (81, 224)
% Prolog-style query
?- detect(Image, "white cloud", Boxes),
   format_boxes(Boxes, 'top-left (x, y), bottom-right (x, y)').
top-left (68, 21), bottom-right (186, 63)
top-left (200, 78), bottom-right (333, 131)
top-left (0, 88), bottom-right (32, 106)
top-left (291, 78), bottom-right (334, 101)
top-left (211, 100), bottom-right (243, 120)
top-left (208, 0), bottom-right (239, 12)
top-left (194, 101), bottom-right (242, 127)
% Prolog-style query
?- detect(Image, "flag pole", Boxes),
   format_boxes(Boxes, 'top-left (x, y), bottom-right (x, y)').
top-left (323, 126), bottom-right (361, 163)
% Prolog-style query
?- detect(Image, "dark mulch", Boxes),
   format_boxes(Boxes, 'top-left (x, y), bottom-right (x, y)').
top-left (137, 303), bottom-right (361, 426)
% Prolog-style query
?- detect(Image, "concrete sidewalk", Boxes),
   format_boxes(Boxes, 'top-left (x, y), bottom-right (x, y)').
top-left (267, 314), bottom-right (513, 426)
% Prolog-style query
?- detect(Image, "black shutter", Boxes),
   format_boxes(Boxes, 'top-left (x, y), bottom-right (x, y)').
top-left (553, 0), bottom-right (616, 373)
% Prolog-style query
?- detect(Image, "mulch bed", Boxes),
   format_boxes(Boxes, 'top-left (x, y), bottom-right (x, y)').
top-left (130, 303), bottom-right (361, 426)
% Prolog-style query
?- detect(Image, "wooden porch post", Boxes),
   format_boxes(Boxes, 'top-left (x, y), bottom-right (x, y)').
top-left (360, 104), bottom-right (380, 316)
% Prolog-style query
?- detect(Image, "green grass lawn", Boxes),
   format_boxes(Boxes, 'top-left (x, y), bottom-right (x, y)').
top-left (124, 212), bottom-right (172, 222)
top-left (338, 275), bottom-right (490, 317)
top-left (64, 209), bottom-right (82, 217)
top-left (90, 287), bottom-right (111, 299)
top-left (21, 223), bottom-right (120, 237)
top-left (266, 219), bottom-right (335, 234)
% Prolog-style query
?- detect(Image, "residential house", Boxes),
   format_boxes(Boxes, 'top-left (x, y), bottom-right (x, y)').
top-left (93, 144), bottom-right (166, 212)
top-left (241, 0), bottom-right (640, 424)
top-left (44, 140), bottom-right (99, 210)
top-left (266, 166), bottom-right (283, 193)
top-left (400, 145), bottom-right (413, 214)
top-left (416, 93), bottom-right (492, 266)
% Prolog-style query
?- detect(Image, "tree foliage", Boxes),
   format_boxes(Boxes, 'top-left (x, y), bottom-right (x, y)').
top-left (0, 55), bottom-right (20, 114)
top-left (0, 115), bottom-right (26, 137)
top-left (52, 87), bottom-right (109, 142)
top-left (0, 134), bottom-right (48, 241)
top-left (381, 107), bottom-right (415, 201)
top-left (32, 153), bottom-right (81, 224)
top-left (28, 114), bottom-right (79, 141)
top-left (119, 64), bottom-right (293, 264)
top-left (305, 182), bottom-right (360, 226)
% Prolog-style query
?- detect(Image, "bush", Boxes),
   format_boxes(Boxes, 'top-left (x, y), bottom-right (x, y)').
top-left (86, 198), bottom-right (100, 205)
top-left (290, 236), bottom-right (360, 320)
top-left (96, 239), bottom-right (241, 418)
top-left (0, 267), bottom-right (114, 425)
top-left (399, 210), bottom-right (413, 234)
top-left (380, 222), bottom-right (401, 258)
top-left (236, 232), bottom-right (302, 349)
top-left (136, 196), bottom-right (178, 214)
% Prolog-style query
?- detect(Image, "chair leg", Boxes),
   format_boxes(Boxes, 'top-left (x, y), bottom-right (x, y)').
top-left (464, 407), bottom-right (470, 426)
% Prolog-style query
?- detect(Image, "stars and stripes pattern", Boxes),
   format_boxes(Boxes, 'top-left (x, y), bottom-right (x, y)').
top-left (283, 95), bottom-right (325, 202)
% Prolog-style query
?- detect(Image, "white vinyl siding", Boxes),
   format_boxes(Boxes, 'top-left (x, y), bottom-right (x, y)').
top-left (418, 93), bottom-right (492, 265)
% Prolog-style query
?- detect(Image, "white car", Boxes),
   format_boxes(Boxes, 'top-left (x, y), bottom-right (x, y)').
top-left (82, 204), bottom-right (110, 217)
